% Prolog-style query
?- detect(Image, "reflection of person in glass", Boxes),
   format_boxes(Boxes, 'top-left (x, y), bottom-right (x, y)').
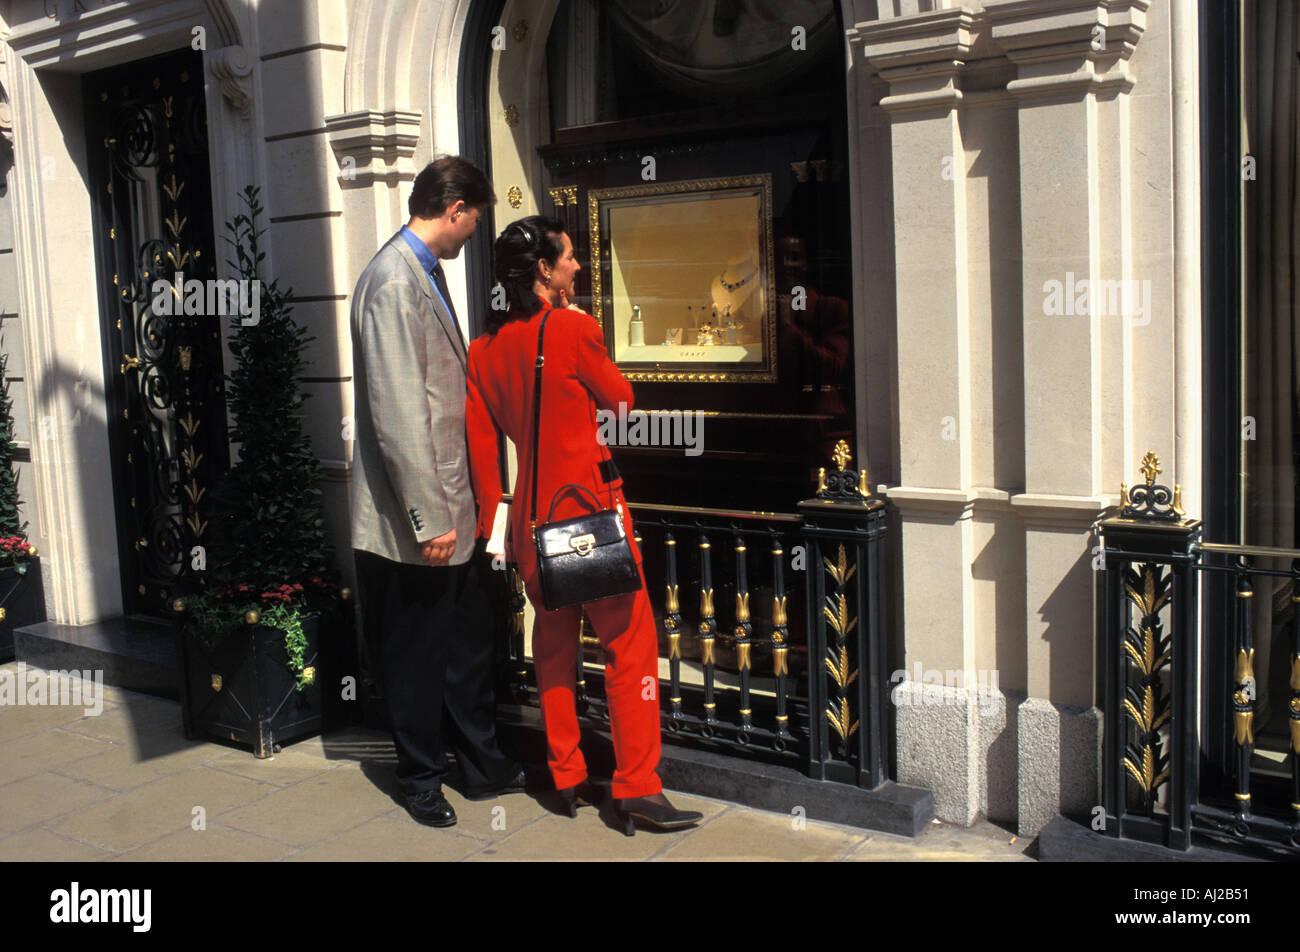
top-left (465, 215), bottom-right (702, 835)
top-left (775, 235), bottom-right (851, 455)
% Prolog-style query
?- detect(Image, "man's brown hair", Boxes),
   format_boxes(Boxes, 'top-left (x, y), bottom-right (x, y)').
top-left (408, 155), bottom-right (497, 219)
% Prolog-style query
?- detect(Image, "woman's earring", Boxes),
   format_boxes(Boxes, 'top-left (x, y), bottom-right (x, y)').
top-left (544, 272), bottom-right (552, 286)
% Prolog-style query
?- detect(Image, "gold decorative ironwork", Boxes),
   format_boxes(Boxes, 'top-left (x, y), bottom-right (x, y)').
top-left (1119, 451), bottom-right (1185, 521)
top-left (162, 175), bottom-right (184, 203)
top-left (700, 587), bottom-right (714, 616)
top-left (211, 674), bottom-right (222, 692)
top-left (182, 480), bottom-right (205, 506)
top-left (700, 637), bottom-right (714, 666)
top-left (824, 543), bottom-right (856, 588)
top-left (507, 185), bottom-right (522, 208)
top-left (735, 591), bottom-right (749, 622)
top-left (823, 544), bottom-right (859, 743)
top-left (1120, 562), bottom-right (1173, 796)
top-left (1139, 451), bottom-right (1161, 485)
top-left (504, 104), bottom-right (520, 127)
top-left (164, 210), bottom-right (187, 238)
top-left (668, 631), bottom-right (680, 660)
top-left (1123, 743), bottom-right (1169, 794)
top-left (737, 642), bottom-right (751, 671)
top-left (180, 448), bottom-right (203, 471)
top-left (832, 439), bottom-right (851, 471)
top-left (1233, 648), bottom-right (1256, 746)
top-left (185, 513), bottom-right (208, 537)
top-left (665, 583), bottom-right (678, 613)
top-left (167, 249), bottom-right (192, 270)
top-left (178, 412), bottom-right (199, 437)
top-left (773, 594), bottom-right (787, 628)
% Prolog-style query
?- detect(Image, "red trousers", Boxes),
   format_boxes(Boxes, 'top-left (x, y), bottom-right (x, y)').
top-left (520, 551), bottom-right (663, 800)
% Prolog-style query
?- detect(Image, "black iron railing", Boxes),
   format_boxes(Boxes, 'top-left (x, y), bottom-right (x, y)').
top-left (1099, 452), bottom-right (1300, 857)
top-left (501, 441), bottom-right (890, 789)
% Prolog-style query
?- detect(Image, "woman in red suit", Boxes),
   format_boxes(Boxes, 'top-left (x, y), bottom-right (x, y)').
top-left (465, 216), bottom-right (701, 834)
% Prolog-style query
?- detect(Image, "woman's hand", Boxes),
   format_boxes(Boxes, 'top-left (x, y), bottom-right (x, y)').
top-left (559, 288), bottom-right (584, 312)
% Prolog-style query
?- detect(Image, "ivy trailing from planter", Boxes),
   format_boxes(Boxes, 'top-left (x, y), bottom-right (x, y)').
top-left (180, 187), bottom-right (337, 690)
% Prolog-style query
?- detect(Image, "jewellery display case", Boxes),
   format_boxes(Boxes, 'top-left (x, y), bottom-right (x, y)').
top-left (588, 175), bottom-right (777, 382)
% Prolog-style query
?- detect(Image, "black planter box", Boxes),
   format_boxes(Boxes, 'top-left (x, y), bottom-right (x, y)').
top-left (177, 613), bottom-right (323, 758)
top-left (0, 558), bottom-right (47, 663)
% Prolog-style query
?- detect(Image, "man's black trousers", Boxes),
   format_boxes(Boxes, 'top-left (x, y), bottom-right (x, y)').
top-left (353, 545), bottom-right (518, 797)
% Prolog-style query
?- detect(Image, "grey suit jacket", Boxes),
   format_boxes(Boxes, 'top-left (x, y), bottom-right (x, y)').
top-left (349, 234), bottom-right (474, 566)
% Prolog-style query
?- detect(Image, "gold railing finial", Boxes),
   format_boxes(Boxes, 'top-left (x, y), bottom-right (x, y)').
top-left (832, 439), bottom-right (852, 472)
top-left (1139, 450), bottom-right (1161, 486)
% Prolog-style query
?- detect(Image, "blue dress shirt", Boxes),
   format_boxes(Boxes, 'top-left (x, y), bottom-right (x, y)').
top-left (398, 226), bottom-right (454, 319)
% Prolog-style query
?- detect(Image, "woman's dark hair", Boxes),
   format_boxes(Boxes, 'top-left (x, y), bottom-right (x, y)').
top-left (489, 215), bottom-right (567, 333)
top-left (408, 155), bottom-right (496, 219)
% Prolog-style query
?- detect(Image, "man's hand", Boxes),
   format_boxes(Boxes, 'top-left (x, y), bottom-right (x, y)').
top-left (421, 528), bottom-right (456, 566)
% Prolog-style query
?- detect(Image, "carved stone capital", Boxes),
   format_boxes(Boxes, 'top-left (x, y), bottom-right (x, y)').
top-left (985, 0), bottom-right (1149, 97)
top-left (849, 8), bottom-right (985, 115)
top-left (324, 110), bottom-right (422, 188)
top-left (207, 45), bottom-right (254, 118)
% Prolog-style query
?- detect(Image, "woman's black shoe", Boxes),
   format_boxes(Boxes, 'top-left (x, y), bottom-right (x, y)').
top-left (614, 794), bottom-right (702, 836)
top-left (557, 780), bottom-right (601, 818)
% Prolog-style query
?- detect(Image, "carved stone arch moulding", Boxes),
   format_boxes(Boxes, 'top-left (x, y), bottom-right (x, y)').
top-left (207, 44), bottom-right (253, 118)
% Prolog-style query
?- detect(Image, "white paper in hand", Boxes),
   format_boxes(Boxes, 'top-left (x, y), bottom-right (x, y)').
top-left (485, 502), bottom-right (509, 556)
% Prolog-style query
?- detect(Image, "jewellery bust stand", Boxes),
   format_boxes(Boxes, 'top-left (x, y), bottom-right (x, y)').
top-left (710, 253), bottom-right (760, 343)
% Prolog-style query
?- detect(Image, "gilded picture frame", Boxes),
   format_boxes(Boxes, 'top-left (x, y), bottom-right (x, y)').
top-left (588, 175), bottom-right (776, 383)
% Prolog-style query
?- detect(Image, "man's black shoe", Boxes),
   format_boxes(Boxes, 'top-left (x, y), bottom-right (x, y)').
top-left (463, 769), bottom-right (527, 802)
top-left (406, 788), bottom-right (457, 827)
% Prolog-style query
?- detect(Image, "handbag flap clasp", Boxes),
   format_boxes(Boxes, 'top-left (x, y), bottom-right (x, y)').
top-left (570, 533), bottom-right (596, 557)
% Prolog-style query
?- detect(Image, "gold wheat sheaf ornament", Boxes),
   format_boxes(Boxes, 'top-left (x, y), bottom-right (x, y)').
top-left (823, 544), bottom-right (859, 742)
top-left (1120, 562), bottom-right (1172, 795)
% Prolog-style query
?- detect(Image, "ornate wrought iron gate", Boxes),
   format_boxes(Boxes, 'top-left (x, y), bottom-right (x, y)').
top-left (84, 49), bottom-right (227, 618)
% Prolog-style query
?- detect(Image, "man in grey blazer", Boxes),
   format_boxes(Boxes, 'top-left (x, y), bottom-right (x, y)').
top-left (350, 156), bottom-right (521, 827)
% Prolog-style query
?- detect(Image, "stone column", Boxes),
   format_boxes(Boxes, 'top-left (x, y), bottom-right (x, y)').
top-left (852, 8), bottom-right (995, 825)
top-left (986, 0), bottom-right (1149, 836)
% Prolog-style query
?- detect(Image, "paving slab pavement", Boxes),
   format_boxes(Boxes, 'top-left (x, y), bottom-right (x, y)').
top-left (0, 663), bottom-right (1034, 862)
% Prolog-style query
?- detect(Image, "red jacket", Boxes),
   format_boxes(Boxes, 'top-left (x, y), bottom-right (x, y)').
top-left (466, 304), bottom-right (634, 553)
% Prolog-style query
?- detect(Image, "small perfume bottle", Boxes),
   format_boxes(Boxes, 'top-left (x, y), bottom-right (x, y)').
top-left (628, 304), bottom-right (645, 346)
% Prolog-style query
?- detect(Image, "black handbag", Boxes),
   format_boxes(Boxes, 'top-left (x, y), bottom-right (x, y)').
top-left (528, 308), bottom-right (641, 611)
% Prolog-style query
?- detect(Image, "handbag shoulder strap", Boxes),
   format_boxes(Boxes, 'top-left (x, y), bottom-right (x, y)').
top-left (528, 308), bottom-right (554, 525)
